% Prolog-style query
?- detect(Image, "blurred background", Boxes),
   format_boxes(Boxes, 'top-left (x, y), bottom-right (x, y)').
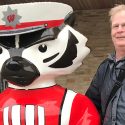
top-left (1, 0), bottom-right (125, 93)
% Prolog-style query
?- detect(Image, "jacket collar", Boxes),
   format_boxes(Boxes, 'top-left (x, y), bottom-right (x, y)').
top-left (107, 52), bottom-right (125, 69)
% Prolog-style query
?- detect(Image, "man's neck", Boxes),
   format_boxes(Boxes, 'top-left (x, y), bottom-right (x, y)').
top-left (115, 49), bottom-right (125, 61)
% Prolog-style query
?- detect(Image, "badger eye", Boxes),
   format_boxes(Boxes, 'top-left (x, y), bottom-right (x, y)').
top-left (38, 44), bottom-right (47, 53)
top-left (0, 47), bottom-right (3, 54)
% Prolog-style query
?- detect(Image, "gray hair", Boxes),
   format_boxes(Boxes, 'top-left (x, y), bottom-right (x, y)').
top-left (109, 4), bottom-right (125, 22)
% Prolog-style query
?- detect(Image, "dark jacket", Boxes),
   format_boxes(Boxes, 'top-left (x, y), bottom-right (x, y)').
top-left (85, 54), bottom-right (125, 125)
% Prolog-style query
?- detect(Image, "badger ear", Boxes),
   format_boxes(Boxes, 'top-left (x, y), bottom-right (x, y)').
top-left (64, 12), bottom-right (75, 27)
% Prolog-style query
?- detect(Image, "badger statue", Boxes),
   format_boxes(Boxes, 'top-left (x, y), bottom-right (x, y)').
top-left (0, 2), bottom-right (100, 125)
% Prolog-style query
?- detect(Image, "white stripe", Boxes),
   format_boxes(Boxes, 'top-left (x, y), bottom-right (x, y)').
top-left (3, 107), bottom-right (9, 125)
top-left (12, 105), bottom-right (21, 125)
top-left (15, 35), bottom-right (20, 48)
top-left (61, 90), bottom-right (76, 125)
top-left (38, 106), bottom-right (45, 125)
top-left (26, 105), bottom-right (34, 125)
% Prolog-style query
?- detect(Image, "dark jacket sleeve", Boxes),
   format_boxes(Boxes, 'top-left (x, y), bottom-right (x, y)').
top-left (85, 71), bottom-right (102, 113)
top-left (85, 59), bottom-right (109, 114)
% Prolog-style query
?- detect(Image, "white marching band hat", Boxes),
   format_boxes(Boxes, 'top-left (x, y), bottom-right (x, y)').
top-left (0, 2), bottom-right (73, 36)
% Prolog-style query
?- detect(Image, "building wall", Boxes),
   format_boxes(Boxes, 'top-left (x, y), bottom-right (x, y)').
top-left (57, 9), bottom-right (114, 93)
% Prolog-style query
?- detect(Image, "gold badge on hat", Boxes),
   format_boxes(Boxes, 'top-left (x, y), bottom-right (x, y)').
top-left (2, 6), bottom-right (22, 28)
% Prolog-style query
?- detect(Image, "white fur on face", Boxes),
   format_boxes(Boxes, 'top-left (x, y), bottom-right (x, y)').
top-left (22, 25), bottom-right (90, 78)
top-left (15, 35), bottom-right (20, 48)
top-left (0, 46), bottom-right (10, 71)
top-left (22, 26), bottom-right (68, 75)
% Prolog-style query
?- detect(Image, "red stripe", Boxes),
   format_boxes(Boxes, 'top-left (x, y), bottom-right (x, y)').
top-left (8, 106), bottom-right (12, 125)
top-left (0, 19), bottom-right (64, 30)
top-left (20, 105), bottom-right (26, 125)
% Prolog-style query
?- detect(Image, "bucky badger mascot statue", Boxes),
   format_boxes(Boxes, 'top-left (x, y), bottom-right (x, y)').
top-left (0, 2), bottom-right (100, 125)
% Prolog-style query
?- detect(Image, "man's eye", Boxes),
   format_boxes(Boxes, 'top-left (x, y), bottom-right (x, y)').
top-left (122, 24), bottom-right (125, 27)
top-left (112, 25), bottom-right (119, 29)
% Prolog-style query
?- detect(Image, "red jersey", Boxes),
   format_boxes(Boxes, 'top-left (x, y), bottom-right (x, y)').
top-left (0, 85), bottom-right (100, 125)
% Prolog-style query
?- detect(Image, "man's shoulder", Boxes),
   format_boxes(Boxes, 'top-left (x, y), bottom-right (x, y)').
top-left (98, 58), bottom-right (109, 69)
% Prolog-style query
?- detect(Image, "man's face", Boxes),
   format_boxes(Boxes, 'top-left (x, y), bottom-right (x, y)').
top-left (111, 10), bottom-right (125, 49)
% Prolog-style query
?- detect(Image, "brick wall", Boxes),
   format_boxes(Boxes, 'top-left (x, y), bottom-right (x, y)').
top-left (56, 9), bottom-right (114, 93)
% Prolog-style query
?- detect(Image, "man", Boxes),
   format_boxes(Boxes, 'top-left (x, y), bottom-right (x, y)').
top-left (86, 4), bottom-right (125, 125)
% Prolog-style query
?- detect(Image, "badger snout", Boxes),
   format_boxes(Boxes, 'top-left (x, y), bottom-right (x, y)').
top-left (1, 56), bottom-right (40, 87)
top-left (6, 60), bottom-right (23, 71)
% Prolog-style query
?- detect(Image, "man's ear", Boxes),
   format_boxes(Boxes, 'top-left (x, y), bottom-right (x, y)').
top-left (64, 12), bottom-right (76, 27)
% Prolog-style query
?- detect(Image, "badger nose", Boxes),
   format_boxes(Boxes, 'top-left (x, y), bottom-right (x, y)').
top-left (1, 56), bottom-right (40, 87)
top-left (6, 61), bottom-right (22, 71)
